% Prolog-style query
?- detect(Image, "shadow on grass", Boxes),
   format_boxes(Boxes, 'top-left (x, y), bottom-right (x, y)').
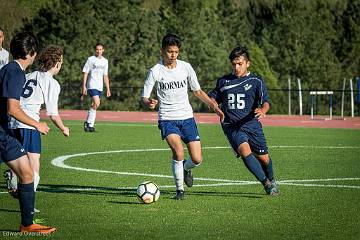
top-left (38, 184), bottom-right (137, 197)
top-left (38, 184), bottom-right (264, 199)
top-left (0, 208), bottom-right (20, 213)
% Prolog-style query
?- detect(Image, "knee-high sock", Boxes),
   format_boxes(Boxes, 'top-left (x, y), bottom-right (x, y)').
top-left (171, 159), bottom-right (184, 191)
top-left (86, 108), bottom-right (96, 127)
top-left (18, 182), bottom-right (35, 227)
top-left (261, 157), bottom-right (274, 181)
top-left (34, 172), bottom-right (40, 192)
top-left (242, 153), bottom-right (266, 182)
top-left (184, 157), bottom-right (200, 171)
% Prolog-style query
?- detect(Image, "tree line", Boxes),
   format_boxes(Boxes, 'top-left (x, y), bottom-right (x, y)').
top-left (1, 0), bottom-right (359, 114)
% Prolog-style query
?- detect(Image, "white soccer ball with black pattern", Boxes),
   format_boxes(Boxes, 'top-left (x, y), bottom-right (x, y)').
top-left (136, 181), bottom-right (160, 204)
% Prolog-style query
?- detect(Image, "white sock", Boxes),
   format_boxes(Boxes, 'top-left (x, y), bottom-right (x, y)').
top-left (87, 108), bottom-right (96, 127)
top-left (34, 171), bottom-right (40, 192)
top-left (171, 159), bottom-right (184, 191)
top-left (10, 173), bottom-right (18, 190)
top-left (184, 157), bottom-right (201, 171)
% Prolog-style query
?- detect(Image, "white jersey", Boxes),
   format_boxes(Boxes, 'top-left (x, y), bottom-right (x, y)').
top-left (82, 55), bottom-right (108, 91)
top-left (142, 59), bottom-right (201, 120)
top-left (10, 71), bottom-right (60, 129)
top-left (0, 48), bottom-right (9, 70)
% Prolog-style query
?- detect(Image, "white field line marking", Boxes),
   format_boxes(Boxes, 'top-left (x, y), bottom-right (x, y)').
top-left (66, 123), bottom-right (157, 127)
top-left (50, 146), bottom-right (360, 190)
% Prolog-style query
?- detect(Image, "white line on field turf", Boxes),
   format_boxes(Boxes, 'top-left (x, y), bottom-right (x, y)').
top-left (50, 147), bottom-right (360, 190)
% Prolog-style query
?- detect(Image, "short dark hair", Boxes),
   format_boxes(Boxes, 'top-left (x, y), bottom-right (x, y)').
top-left (10, 32), bottom-right (39, 60)
top-left (162, 33), bottom-right (181, 49)
top-left (38, 45), bottom-right (63, 72)
top-left (95, 43), bottom-right (104, 49)
top-left (229, 46), bottom-right (250, 62)
top-left (0, 27), bottom-right (4, 33)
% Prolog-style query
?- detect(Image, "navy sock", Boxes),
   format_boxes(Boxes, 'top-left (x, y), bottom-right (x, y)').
top-left (18, 182), bottom-right (35, 227)
top-left (262, 157), bottom-right (274, 181)
top-left (242, 154), bottom-right (266, 182)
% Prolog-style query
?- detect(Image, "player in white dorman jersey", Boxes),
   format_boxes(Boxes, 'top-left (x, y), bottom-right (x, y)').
top-left (6, 46), bottom-right (69, 212)
top-left (142, 34), bottom-right (224, 200)
top-left (0, 27), bottom-right (9, 70)
top-left (82, 43), bottom-right (111, 132)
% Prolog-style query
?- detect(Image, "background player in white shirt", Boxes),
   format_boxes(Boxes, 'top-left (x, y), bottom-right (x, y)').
top-left (0, 27), bottom-right (10, 70)
top-left (5, 45), bottom-right (69, 209)
top-left (82, 43), bottom-right (111, 132)
top-left (142, 34), bottom-right (224, 200)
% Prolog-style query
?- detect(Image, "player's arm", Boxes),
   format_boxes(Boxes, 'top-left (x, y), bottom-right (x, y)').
top-left (141, 97), bottom-right (158, 109)
top-left (255, 102), bottom-right (270, 119)
top-left (82, 72), bottom-right (88, 95)
top-left (49, 114), bottom-right (69, 137)
top-left (104, 74), bottom-right (111, 97)
top-left (193, 89), bottom-right (224, 122)
top-left (141, 69), bottom-right (157, 109)
top-left (7, 98), bottom-right (49, 134)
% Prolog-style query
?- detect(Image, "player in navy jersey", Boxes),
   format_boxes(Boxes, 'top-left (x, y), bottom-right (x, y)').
top-left (208, 46), bottom-right (279, 195)
top-left (0, 32), bottom-right (56, 233)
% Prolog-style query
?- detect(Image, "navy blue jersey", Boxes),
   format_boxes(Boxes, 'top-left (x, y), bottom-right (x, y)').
top-left (208, 72), bottom-right (270, 126)
top-left (0, 61), bottom-right (26, 130)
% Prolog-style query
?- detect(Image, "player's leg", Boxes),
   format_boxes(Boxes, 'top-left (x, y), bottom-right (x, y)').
top-left (1, 133), bottom-right (56, 233)
top-left (85, 90), bottom-right (101, 132)
top-left (247, 126), bottom-right (279, 195)
top-left (183, 118), bottom-right (202, 187)
top-left (28, 153), bottom-right (40, 191)
top-left (28, 152), bottom-right (41, 213)
top-left (184, 141), bottom-right (201, 188)
top-left (159, 120), bottom-right (186, 199)
top-left (166, 134), bottom-right (186, 199)
top-left (237, 142), bottom-right (267, 183)
top-left (6, 155), bottom-right (35, 226)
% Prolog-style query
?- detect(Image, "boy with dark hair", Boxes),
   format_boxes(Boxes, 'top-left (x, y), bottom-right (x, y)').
top-left (142, 33), bottom-right (224, 200)
top-left (208, 46), bottom-right (280, 195)
top-left (0, 32), bottom-right (56, 233)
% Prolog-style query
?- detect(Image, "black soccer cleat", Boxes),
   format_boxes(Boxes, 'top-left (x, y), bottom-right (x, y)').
top-left (83, 122), bottom-right (90, 132)
top-left (173, 190), bottom-right (185, 200)
top-left (263, 179), bottom-right (280, 196)
top-left (88, 126), bottom-right (95, 132)
top-left (183, 169), bottom-right (193, 187)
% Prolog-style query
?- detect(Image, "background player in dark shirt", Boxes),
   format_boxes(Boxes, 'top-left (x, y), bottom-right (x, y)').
top-left (0, 32), bottom-right (56, 233)
top-left (208, 46), bottom-right (279, 195)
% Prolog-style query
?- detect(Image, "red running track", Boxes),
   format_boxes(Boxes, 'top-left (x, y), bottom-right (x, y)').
top-left (40, 110), bottom-right (360, 129)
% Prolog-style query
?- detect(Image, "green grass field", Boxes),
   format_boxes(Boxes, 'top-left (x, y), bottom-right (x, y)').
top-left (1, 121), bottom-right (360, 239)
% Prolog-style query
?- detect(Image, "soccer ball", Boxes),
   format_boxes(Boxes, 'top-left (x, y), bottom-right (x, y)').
top-left (136, 181), bottom-right (160, 204)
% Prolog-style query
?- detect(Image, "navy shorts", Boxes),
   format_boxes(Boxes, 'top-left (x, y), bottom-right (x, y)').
top-left (222, 119), bottom-right (268, 157)
top-left (0, 130), bottom-right (26, 163)
top-left (88, 89), bottom-right (102, 97)
top-left (158, 118), bottom-right (200, 144)
top-left (13, 128), bottom-right (41, 154)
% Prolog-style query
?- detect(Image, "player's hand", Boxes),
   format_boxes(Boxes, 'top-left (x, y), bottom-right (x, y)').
top-left (254, 108), bottom-right (266, 119)
top-left (106, 90), bottom-right (111, 97)
top-left (82, 87), bottom-right (87, 96)
top-left (36, 122), bottom-right (50, 135)
top-left (214, 106), bottom-right (225, 122)
top-left (62, 126), bottom-right (70, 137)
top-left (148, 99), bottom-right (158, 109)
